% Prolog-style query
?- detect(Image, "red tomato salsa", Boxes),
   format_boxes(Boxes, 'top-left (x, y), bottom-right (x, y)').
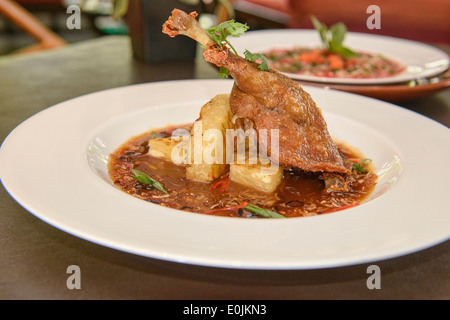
top-left (263, 47), bottom-right (405, 79)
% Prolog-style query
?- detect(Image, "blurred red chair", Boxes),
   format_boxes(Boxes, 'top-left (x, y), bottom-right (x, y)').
top-left (230, 0), bottom-right (449, 44)
top-left (223, 0), bottom-right (290, 28)
top-left (0, 0), bottom-right (66, 54)
top-left (287, 0), bottom-right (450, 45)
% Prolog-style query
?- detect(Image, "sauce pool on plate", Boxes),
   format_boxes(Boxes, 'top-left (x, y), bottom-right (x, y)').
top-left (108, 125), bottom-right (378, 218)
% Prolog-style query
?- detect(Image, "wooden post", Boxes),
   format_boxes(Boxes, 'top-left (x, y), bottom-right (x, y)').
top-left (0, 0), bottom-right (66, 53)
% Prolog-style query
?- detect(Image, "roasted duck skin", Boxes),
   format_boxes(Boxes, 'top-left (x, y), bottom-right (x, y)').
top-left (162, 9), bottom-right (350, 175)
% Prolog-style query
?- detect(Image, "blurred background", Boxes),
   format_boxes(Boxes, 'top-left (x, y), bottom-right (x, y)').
top-left (0, 0), bottom-right (448, 58)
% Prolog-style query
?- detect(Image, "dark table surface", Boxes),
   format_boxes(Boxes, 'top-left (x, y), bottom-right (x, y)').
top-left (0, 35), bottom-right (449, 300)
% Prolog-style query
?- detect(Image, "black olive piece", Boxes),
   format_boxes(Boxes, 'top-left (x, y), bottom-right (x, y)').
top-left (285, 200), bottom-right (304, 207)
top-left (145, 199), bottom-right (161, 204)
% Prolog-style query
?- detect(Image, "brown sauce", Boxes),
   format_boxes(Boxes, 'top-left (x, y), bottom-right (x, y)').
top-left (108, 125), bottom-right (377, 218)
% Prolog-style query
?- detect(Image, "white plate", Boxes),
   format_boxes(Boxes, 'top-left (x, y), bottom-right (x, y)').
top-left (232, 29), bottom-right (449, 85)
top-left (1, 80), bottom-right (449, 269)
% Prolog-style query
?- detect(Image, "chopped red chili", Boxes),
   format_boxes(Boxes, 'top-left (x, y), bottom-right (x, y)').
top-left (210, 176), bottom-right (230, 192)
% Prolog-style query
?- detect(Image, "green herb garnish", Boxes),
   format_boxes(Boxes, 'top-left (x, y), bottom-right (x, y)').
top-left (244, 49), bottom-right (270, 71)
top-left (344, 158), bottom-right (371, 173)
top-left (218, 66), bottom-right (230, 79)
top-left (243, 204), bottom-right (286, 218)
top-left (352, 159), bottom-right (371, 173)
top-left (311, 15), bottom-right (356, 58)
top-left (207, 20), bottom-right (269, 77)
top-left (131, 169), bottom-right (168, 194)
top-left (207, 19), bottom-right (249, 55)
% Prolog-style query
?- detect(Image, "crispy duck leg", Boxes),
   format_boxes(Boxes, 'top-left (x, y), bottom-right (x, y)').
top-left (163, 9), bottom-right (350, 176)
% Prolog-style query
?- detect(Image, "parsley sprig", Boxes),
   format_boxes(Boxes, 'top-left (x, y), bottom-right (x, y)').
top-left (244, 49), bottom-right (269, 71)
top-left (207, 20), bottom-right (269, 78)
top-left (207, 19), bottom-right (249, 55)
top-left (311, 15), bottom-right (356, 58)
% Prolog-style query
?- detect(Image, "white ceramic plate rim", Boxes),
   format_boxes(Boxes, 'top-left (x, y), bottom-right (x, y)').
top-left (1, 79), bottom-right (449, 270)
top-left (232, 29), bottom-right (449, 85)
